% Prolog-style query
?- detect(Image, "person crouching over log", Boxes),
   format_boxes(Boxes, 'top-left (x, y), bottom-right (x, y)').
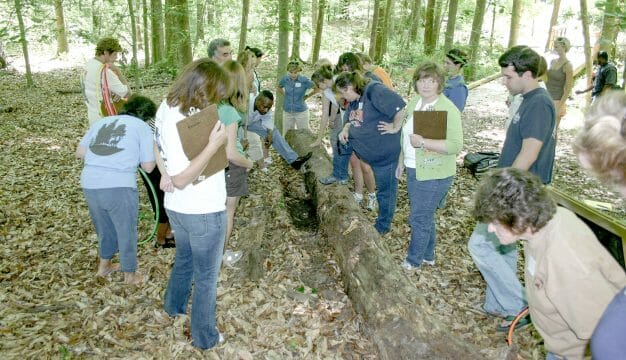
top-left (472, 168), bottom-right (626, 360)
top-left (573, 90), bottom-right (626, 360)
top-left (77, 95), bottom-right (157, 285)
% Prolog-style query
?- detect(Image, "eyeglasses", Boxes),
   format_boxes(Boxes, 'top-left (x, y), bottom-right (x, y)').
top-left (417, 78), bottom-right (438, 85)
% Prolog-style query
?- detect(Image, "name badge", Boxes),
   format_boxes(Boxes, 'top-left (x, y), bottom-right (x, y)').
top-left (295, 82), bottom-right (301, 88)
top-left (526, 255), bottom-right (536, 277)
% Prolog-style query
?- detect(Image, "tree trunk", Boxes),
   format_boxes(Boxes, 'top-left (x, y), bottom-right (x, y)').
top-left (54, 0), bottom-right (69, 55)
top-left (544, 0), bottom-right (561, 51)
top-left (408, 0), bottom-right (421, 42)
top-left (467, 0), bottom-right (487, 80)
top-left (507, 0), bottom-right (522, 48)
top-left (340, 0), bottom-right (350, 19)
top-left (290, 0), bottom-right (303, 61)
top-left (381, 0), bottom-right (394, 57)
top-left (127, 0), bottom-right (139, 67)
top-left (423, 0), bottom-right (436, 55)
top-left (0, 41), bottom-right (7, 69)
top-left (275, 0), bottom-right (290, 133)
top-left (135, 0), bottom-right (143, 51)
top-left (92, 0), bottom-right (101, 36)
top-left (285, 130), bottom-right (494, 360)
top-left (599, 0), bottom-right (618, 57)
top-left (196, 0), bottom-right (205, 45)
top-left (374, 1), bottom-right (386, 62)
top-left (151, 0), bottom-right (164, 63)
top-left (368, 0), bottom-right (381, 58)
top-left (433, 0), bottom-right (447, 49)
top-left (164, 0), bottom-right (192, 68)
top-left (311, 0), bottom-right (318, 34)
top-left (142, 0), bottom-right (150, 66)
top-left (14, 0), bottom-right (34, 87)
top-left (443, 0), bottom-right (458, 51)
top-left (311, 0), bottom-right (326, 63)
top-left (239, 0), bottom-right (250, 54)
top-left (206, 0), bottom-right (214, 25)
top-left (488, 0), bottom-right (496, 52)
top-left (580, 0), bottom-right (593, 105)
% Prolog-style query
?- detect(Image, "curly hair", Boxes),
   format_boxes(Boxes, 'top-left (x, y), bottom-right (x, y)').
top-left (95, 38), bottom-right (123, 56)
top-left (337, 52), bottom-right (364, 72)
top-left (334, 71), bottom-right (370, 95)
top-left (573, 91), bottom-right (626, 189)
top-left (472, 168), bottom-right (557, 234)
top-left (412, 61), bottom-right (445, 93)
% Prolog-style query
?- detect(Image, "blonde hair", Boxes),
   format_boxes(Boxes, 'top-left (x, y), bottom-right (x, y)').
top-left (573, 91), bottom-right (626, 188)
top-left (222, 60), bottom-right (249, 113)
top-left (554, 37), bottom-right (571, 52)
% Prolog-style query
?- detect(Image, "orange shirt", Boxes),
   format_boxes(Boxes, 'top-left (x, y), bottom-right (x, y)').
top-left (372, 66), bottom-right (394, 90)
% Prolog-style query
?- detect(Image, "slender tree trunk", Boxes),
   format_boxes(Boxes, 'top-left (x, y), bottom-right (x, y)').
top-left (128, 0), bottom-right (139, 67)
top-left (544, 0), bottom-right (561, 51)
top-left (381, 0), bottom-right (394, 56)
top-left (340, 0), bottom-right (349, 19)
top-left (92, 0), bottom-right (101, 36)
top-left (239, 0), bottom-right (250, 54)
top-left (206, 1), bottom-right (214, 25)
top-left (423, 0), bottom-right (436, 54)
top-left (311, 0), bottom-right (318, 33)
top-left (142, 0), bottom-right (150, 66)
top-left (14, 0), bottom-right (33, 87)
top-left (276, 0), bottom-right (290, 133)
top-left (151, 0), bottom-right (164, 63)
top-left (580, 0), bottom-right (593, 105)
top-left (433, 0), bottom-right (447, 48)
top-left (599, 0), bottom-right (618, 57)
top-left (374, 1), bottom-right (386, 62)
top-left (488, 0), bottom-right (496, 52)
top-left (0, 41), bottom-right (7, 69)
top-left (508, 0), bottom-right (522, 48)
top-left (164, 0), bottom-right (192, 68)
top-left (290, 0), bottom-right (303, 60)
top-left (443, 0), bottom-right (458, 51)
top-left (369, 0), bottom-right (381, 58)
top-left (311, 0), bottom-right (326, 63)
top-left (135, 0), bottom-right (143, 51)
top-left (54, 0), bottom-right (69, 54)
top-left (196, 0), bottom-right (205, 45)
top-left (408, 0), bottom-right (421, 42)
top-left (467, 0), bottom-right (487, 80)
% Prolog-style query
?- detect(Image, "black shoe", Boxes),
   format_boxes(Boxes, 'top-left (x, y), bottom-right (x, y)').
top-left (291, 152), bottom-right (312, 170)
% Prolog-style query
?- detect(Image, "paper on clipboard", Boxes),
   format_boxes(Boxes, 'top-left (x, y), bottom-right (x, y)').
top-left (176, 104), bottom-right (228, 185)
top-left (413, 110), bottom-right (447, 139)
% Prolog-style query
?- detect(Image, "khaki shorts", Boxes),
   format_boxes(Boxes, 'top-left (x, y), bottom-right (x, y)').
top-left (225, 162), bottom-right (249, 197)
top-left (283, 110), bottom-right (310, 133)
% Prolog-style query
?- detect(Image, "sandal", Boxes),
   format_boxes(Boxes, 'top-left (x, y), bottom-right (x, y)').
top-left (496, 314), bottom-right (531, 332)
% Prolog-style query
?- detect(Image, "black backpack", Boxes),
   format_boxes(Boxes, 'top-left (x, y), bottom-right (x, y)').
top-left (463, 151), bottom-right (500, 178)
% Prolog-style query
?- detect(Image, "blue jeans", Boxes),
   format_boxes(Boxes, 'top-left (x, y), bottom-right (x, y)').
top-left (83, 187), bottom-right (138, 272)
top-left (405, 169), bottom-right (453, 266)
top-left (247, 123), bottom-right (298, 163)
top-left (468, 222), bottom-right (526, 316)
top-left (163, 210), bottom-right (226, 350)
top-left (370, 160), bottom-right (399, 234)
top-left (331, 127), bottom-right (351, 181)
top-left (546, 352), bottom-right (565, 360)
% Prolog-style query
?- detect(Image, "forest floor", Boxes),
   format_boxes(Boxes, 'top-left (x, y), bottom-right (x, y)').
top-left (0, 63), bottom-right (624, 359)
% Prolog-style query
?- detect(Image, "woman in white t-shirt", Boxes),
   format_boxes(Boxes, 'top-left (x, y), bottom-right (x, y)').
top-left (153, 59), bottom-right (229, 350)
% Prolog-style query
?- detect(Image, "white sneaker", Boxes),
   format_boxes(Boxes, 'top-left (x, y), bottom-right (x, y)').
top-left (218, 332), bottom-right (225, 344)
top-left (367, 193), bottom-right (377, 211)
top-left (264, 157), bottom-right (273, 165)
top-left (260, 167), bottom-right (269, 173)
top-left (401, 260), bottom-right (420, 272)
top-left (223, 250), bottom-right (243, 267)
top-left (353, 192), bottom-right (363, 205)
top-left (422, 259), bottom-right (435, 266)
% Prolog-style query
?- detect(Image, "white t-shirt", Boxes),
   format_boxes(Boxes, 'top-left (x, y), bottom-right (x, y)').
top-left (82, 58), bottom-right (129, 125)
top-left (402, 98), bottom-right (437, 168)
top-left (154, 101), bottom-right (226, 214)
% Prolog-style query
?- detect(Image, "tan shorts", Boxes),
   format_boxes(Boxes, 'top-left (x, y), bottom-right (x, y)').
top-left (225, 162), bottom-right (249, 197)
top-left (283, 110), bottom-right (310, 133)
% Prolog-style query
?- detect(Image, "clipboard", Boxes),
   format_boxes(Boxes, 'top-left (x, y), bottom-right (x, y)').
top-left (413, 110), bottom-right (447, 139)
top-left (176, 104), bottom-right (228, 185)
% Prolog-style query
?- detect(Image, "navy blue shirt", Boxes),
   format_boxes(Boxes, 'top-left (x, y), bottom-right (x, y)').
top-left (592, 63), bottom-right (618, 97)
top-left (279, 74), bottom-right (314, 112)
top-left (444, 75), bottom-right (468, 112)
top-left (498, 87), bottom-right (556, 184)
top-left (346, 81), bottom-right (406, 166)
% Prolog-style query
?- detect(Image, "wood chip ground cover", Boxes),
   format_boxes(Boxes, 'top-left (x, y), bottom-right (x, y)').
top-left (0, 68), bottom-right (622, 359)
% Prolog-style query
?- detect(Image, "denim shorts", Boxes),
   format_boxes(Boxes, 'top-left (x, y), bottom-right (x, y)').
top-left (225, 162), bottom-right (248, 197)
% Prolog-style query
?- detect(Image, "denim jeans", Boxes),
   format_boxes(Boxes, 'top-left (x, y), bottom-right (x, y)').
top-left (332, 133), bottom-right (351, 181)
top-left (248, 123), bottom-right (298, 164)
top-left (83, 187), bottom-right (138, 272)
top-left (546, 352), bottom-right (566, 360)
top-left (163, 210), bottom-right (226, 350)
top-left (370, 160), bottom-right (399, 234)
top-left (405, 169), bottom-right (453, 266)
top-left (468, 222), bottom-right (526, 316)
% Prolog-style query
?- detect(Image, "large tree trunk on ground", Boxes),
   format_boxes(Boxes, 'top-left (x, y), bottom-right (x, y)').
top-left (284, 130), bottom-right (495, 360)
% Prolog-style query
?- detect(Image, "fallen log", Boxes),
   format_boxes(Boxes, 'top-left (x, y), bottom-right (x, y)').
top-left (286, 130), bottom-right (491, 360)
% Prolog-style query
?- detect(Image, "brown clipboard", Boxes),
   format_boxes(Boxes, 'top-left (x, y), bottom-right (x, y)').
top-left (176, 104), bottom-right (228, 185)
top-left (413, 110), bottom-right (447, 140)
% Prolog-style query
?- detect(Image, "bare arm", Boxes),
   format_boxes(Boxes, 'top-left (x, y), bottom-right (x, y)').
top-left (225, 122), bottom-right (253, 168)
top-left (511, 138), bottom-right (544, 170)
top-left (377, 109), bottom-right (406, 135)
top-left (153, 143), bottom-right (174, 193)
top-left (76, 145), bottom-right (86, 159)
top-left (560, 62), bottom-right (574, 104)
top-left (140, 161), bottom-right (156, 173)
top-left (312, 97), bottom-right (331, 147)
top-left (409, 135), bottom-right (449, 154)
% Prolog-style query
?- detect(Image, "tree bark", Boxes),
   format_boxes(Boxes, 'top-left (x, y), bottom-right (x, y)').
top-left (238, 0), bottom-right (250, 54)
top-left (368, 0), bottom-right (381, 59)
top-left (151, 0), bottom-right (164, 63)
top-left (374, 1), bottom-right (387, 61)
top-left (443, 0), bottom-right (458, 51)
top-left (164, 0), bottom-right (192, 68)
top-left (290, 0), bottom-right (303, 61)
top-left (127, 0), bottom-right (139, 67)
top-left (275, 0), bottom-right (290, 133)
top-left (92, 0), bottom-right (102, 36)
top-left (196, 0), bottom-right (205, 45)
top-left (599, 0), bottom-right (618, 57)
top-left (14, 0), bottom-right (34, 87)
top-left (423, 0), bottom-right (436, 55)
top-left (381, 0), bottom-right (394, 57)
top-left (544, 0), bottom-right (561, 51)
top-left (507, 0), bottom-right (522, 48)
top-left (285, 130), bottom-right (492, 360)
top-left (142, 0), bottom-right (150, 66)
top-left (311, 0), bottom-right (318, 34)
top-left (466, 0), bottom-right (487, 80)
top-left (433, 0), bottom-right (447, 49)
top-left (54, 0), bottom-right (69, 55)
top-left (311, 0), bottom-right (326, 63)
top-left (408, 0), bottom-right (421, 42)
top-left (580, 0), bottom-right (593, 105)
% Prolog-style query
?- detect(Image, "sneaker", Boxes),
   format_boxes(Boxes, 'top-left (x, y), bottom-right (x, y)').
top-left (218, 332), bottom-right (225, 344)
top-left (366, 193), bottom-right (377, 211)
top-left (260, 167), bottom-right (269, 173)
top-left (319, 175), bottom-right (348, 185)
top-left (353, 192), bottom-right (363, 205)
top-left (223, 250), bottom-right (243, 267)
top-left (290, 152), bottom-right (313, 170)
top-left (264, 157), bottom-right (273, 165)
top-left (401, 260), bottom-right (420, 272)
top-left (422, 259), bottom-right (435, 266)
